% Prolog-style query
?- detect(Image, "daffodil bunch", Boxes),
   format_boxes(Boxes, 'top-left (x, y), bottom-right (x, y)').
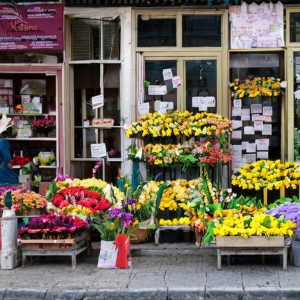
top-left (61, 205), bottom-right (93, 217)
top-left (159, 217), bottom-right (191, 226)
top-left (133, 181), bottom-right (163, 222)
top-left (229, 77), bottom-right (284, 99)
top-left (214, 213), bottom-right (295, 238)
top-left (125, 111), bottom-right (232, 139)
top-left (232, 160), bottom-right (300, 190)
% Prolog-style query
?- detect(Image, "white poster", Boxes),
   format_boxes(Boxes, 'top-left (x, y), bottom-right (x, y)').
top-left (163, 68), bottom-right (173, 81)
top-left (148, 85), bottom-right (167, 96)
top-left (91, 143), bottom-right (107, 158)
top-left (230, 2), bottom-right (284, 49)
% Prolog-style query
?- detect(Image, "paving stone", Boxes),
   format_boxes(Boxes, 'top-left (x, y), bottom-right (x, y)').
top-left (168, 287), bottom-right (204, 300)
top-left (242, 271), bottom-right (279, 288)
top-left (4, 288), bottom-right (47, 300)
top-left (243, 287), bottom-right (281, 300)
top-left (205, 287), bottom-right (243, 300)
top-left (45, 289), bottom-right (86, 300)
top-left (206, 271), bottom-right (243, 289)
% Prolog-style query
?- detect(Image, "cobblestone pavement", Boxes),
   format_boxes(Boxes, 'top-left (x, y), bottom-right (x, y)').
top-left (0, 246), bottom-right (300, 300)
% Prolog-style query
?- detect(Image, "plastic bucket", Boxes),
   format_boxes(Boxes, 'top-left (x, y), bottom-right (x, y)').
top-left (292, 240), bottom-right (300, 267)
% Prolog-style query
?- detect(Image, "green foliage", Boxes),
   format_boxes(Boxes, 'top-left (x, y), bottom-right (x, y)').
top-left (202, 221), bottom-right (215, 245)
top-left (178, 154), bottom-right (199, 173)
top-left (267, 196), bottom-right (300, 209)
top-left (226, 195), bottom-right (263, 209)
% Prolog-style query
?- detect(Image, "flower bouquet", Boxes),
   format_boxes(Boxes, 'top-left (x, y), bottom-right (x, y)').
top-left (229, 77), bottom-right (285, 99)
top-left (19, 213), bottom-right (88, 240)
top-left (32, 116), bottom-right (56, 137)
top-left (90, 207), bottom-right (135, 268)
top-left (0, 190), bottom-right (47, 215)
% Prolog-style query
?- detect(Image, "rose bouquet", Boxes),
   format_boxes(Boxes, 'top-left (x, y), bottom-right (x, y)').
top-left (19, 213), bottom-right (88, 240)
top-left (51, 186), bottom-right (110, 214)
top-left (32, 116), bottom-right (56, 129)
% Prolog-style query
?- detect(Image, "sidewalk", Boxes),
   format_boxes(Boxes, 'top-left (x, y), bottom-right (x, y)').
top-left (0, 244), bottom-right (300, 300)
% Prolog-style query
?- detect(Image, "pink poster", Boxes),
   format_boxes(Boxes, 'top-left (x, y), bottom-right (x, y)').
top-left (0, 4), bottom-right (63, 51)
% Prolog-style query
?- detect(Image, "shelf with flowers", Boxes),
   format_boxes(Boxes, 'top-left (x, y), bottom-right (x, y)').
top-left (231, 160), bottom-right (300, 206)
top-left (32, 116), bottom-right (56, 138)
top-left (0, 189), bottom-right (47, 216)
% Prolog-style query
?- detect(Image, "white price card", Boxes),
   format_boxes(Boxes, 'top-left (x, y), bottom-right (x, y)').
top-left (233, 99), bottom-right (242, 108)
top-left (232, 107), bottom-right (242, 117)
top-left (262, 124), bottom-right (272, 135)
top-left (163, 68), bottom-right (173, 81)
top-left (243, 154), bottom-right (256, 163)
top-left (91, 143), bottom-right (107, 158)
top-left (244, 126), bottom-right (255, 135)
top-left (251, 104), bottom-right (262, 114)
top-left (92, 94), bottom-right (104, 110)
top-left (232, 120), bottom-right (242, 129)
top-left (263, 106), bottom-right (273, 116)
top-left (232, 130), bottom-right (242, 139)
top-left (256, 139), bottom-right (269, 151)
top-left (257, 151), bottom-right (269, 159)
top-left (241, 108), bottom-right (250, 121)
top-left (254, 120), bottom-right (264, 131)
top-left (138, 103), bottom-right (150, 116)
top-left (148, 85), bottom-right (167, 96)
top-left (246, 142), bottom-right (256, 153)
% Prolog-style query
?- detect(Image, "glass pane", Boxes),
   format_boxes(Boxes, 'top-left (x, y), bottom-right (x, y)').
top-left (230, 52), bottom-right (282, 172)
top-left (71, 19), bottom-right (100, 60)
top-left (294, 52), bottom-right (300, 162)
top-left (185, 60), bottom-right (217, 113)
top-left (103, 20), bottom-right (120, 60)
top-left (145, 61), bottom-right (177, 110)
top-left (183, 15), bottom-right (221, 47)
top-left (137, 16), bottom-right (176, 47)
top-left (74, 64), bottom-right (100, 127)
top-left (103, 128), bottom-right (122, 160)
top-left (290, 13), bottom-right (300, 43)
top-left (74, 128), bottom-right (96, 158)
top-left (104, 64), bottom-right (120, 124)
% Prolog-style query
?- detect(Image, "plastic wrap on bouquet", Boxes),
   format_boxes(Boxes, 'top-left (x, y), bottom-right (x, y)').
top-left (97, 240), bottom-right (118, 269)
top-left (131, 160), bottom-right (140, 192)
top-left (115, 234), bottom-right (131, 269)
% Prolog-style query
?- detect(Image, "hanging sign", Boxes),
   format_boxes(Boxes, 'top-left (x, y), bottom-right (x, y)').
top-left (229, 2), bottom-right (284, 49)
top-left (0, 4), bottom-right (63, 51)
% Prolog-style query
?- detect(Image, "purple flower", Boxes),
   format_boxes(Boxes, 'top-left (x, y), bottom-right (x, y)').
top-left (120, 212), bottom-right (133, 228)
top-left (108, 208), bottom-right (122, 219)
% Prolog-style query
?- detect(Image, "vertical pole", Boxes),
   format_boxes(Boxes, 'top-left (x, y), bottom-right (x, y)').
top-left (263, 188), bottom-right (268, 207)
top-left (1, 209), bottom-right (17, 269)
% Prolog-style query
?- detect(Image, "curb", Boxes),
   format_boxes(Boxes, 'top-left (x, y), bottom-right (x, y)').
top-left (1, 287), bottom-right (300, 300)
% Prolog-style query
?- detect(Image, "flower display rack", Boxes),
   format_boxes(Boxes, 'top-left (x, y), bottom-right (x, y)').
top-left (20, 232), bottom-right (89, 269)
top-left (215, 236), bottom-right (291, 270)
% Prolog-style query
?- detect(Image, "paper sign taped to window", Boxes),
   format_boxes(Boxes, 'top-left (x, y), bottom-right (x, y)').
top-left (92, 94), bottom-right (104, 110)
top-left (256, 139), bottom-right (269, 151)
top-left (294, 90), bottom-right (300, 100)
top-left (91, 143), bottom-right (107, 158)
top-left (162, 68), bottom-right (173, 81)
top-left (138, 103), bottom-right (150, 116)
top-left (205, 97), bottom-right (216, 108)
top-left (233, 99), bottom-right (242, 108)
top-left (172, 76), bottom-right (182, 88)
top-left (251, 104), bottom-right (262, 114)
top-left (263, 106), bottom-right (272, 116)
top-left (148, 85), bottom-right (167, 96)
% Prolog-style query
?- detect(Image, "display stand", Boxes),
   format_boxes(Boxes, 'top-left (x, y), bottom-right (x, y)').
top-left (154, 225), bottom-right (194, 245)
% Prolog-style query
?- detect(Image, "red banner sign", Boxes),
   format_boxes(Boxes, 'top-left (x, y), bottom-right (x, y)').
top-left (0, 4), bottom-right (63, 51)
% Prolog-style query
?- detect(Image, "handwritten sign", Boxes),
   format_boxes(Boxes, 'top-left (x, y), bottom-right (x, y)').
top-left (92, 94), bottom-right (104, 110)
top-left (172, 76), bottom-right (182, 88)
top-left (138, 103), bottom-right (150, 116)
top-left (91, 143), bottom-right (107, 158)
top-left (163, 68), bottom-right (173, 81)
top-left (148, 85), bottom-right (167, 96)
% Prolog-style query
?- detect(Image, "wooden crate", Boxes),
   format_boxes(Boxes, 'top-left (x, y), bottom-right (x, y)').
top-left (216, 236), bottom-right (284, 248)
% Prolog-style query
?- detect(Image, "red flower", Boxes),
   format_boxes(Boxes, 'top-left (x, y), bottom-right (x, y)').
top-left (97, 197), bottom-right (110, 211)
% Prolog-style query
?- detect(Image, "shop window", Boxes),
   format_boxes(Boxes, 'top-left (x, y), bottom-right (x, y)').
top-left (71, 18), bottom-right (120, 61)
top-left (230, 52), bottom-right (283, 173)
top-left (290, 13), bottom-right (300, 43)
top-left (0, 52), bottom-right (63, 64)
top-left (182, 15), bottom-right (221, 47)
top-left (185, 60), bottom-right (217, 113)
top-left (145, 60), bottom-right (177, 110)
top-left (137, 16), bottom-right (176, 47)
